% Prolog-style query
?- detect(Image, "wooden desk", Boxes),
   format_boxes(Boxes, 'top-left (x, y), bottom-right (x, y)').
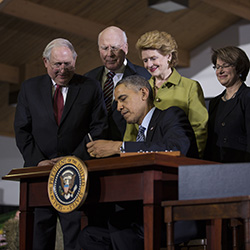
top-left (2, 153), bottom-right (214, 250)
top-left (162, 196), bottom-right (250, 250)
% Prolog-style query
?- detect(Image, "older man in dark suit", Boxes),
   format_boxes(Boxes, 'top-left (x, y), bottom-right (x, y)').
top-left (80, 75), bottom-right (199, 250)
top-left (14, 38), bottom-right (108, 250)
top-left (85, 26), bottom-right (151, 141)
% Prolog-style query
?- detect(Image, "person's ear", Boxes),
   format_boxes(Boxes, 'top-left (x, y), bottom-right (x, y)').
top-left (43, 57), bottom-right (49, 68)
top-left (141, 87), bottom-right (149, 101)
top-left (123, 43), bottom-right (128, 55)
top-left (166, 53), bottom-right (172, 65)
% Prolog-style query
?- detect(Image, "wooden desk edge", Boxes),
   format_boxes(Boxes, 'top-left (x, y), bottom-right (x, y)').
top-left (2, 153), bottom-right (216, 182)
top-left (161, 195), bottom-right (250, 207)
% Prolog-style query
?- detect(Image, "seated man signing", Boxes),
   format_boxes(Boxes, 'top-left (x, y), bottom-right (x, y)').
top-left (87, 75), bottom-right (198, 159)
top-left (81, 75), bottom-right (200, 250)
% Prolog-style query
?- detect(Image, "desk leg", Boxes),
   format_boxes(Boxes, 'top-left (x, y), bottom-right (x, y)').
top-left (143, 204), bottom-right (161, 250)
top-left (230, 218), bottom-right (242, 250)
top-left (166, 221), bottom-right (174, 250)
top-left (143, 170), bottom-right (163, 250)
top-left (19, 182), bottom-right (34, 250)
top-left (244, 218), bottom-right (250, 250)
top-left (206, 219), bottom-right (222, 250)
top-left (164, 206), bottom-right (174, 250)
top-left (19, 211), bottom-right (34, 250)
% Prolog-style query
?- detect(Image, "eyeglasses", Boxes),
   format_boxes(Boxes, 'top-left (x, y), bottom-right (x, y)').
top-left (213, 64), bottom-right (233, 71)
top-left (49, 61), bottom-right (74, 71)
top-left (99, 45), bottom-right (123, 53)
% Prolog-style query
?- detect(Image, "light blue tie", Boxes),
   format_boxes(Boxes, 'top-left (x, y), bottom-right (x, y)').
top-left (136, 125), bottom-right (146, 142)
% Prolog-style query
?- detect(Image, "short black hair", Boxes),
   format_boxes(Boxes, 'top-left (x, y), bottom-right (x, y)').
top-left (116, 75), bottom-right (154, 105)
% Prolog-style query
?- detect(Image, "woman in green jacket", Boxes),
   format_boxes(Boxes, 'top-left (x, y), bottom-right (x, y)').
top-left (124, 30), bottom-right (208, 157)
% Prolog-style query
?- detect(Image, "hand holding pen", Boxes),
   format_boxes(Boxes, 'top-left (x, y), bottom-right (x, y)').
top-left (86, 133), bottom-right (122, 158)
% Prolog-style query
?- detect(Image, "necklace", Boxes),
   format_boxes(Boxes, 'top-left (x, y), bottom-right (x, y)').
top-left (222, 91), bottom-right (237, 102)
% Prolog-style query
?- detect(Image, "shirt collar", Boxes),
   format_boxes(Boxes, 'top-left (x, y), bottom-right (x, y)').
top-left (150, 68), bottom-right (181, 87)
top-left (140, 107), bottom-right (156, 137)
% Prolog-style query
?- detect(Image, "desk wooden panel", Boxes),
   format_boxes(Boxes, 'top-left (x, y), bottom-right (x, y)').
top-left (2, 153), bottom-right (214, 250)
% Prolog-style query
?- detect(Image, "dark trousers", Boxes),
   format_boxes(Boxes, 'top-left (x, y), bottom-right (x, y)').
top-left (33, 207), bottom-right (82, 250)
top-left (78, 204), bottom-right (204, 250)
top-left (78, 209), bottom-right (144, 250)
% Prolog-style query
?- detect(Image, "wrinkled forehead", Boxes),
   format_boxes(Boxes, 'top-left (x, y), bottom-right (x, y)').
top-left (50, 46), bottom-right (75, 62)
top-left (99, 31), bottom-right (126, 47)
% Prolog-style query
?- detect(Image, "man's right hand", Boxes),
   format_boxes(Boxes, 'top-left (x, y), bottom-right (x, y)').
top-left (37, 160), bottom-right (55, 167)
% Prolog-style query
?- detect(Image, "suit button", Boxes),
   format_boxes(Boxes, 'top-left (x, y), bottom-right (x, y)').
top-left (221, 122), bottom-right (226, 127)
top-left (155, 98), bottom-right (161, 102)
top-left (223, 137), bottom-right (227, 143)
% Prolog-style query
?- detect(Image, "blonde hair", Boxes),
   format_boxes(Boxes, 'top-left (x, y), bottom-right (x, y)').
top-left (136, 30), bottom-right (178, 67)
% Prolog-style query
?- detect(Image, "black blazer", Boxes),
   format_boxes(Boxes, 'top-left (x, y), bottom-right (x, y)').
top-left (84, 59), bottom-right (151, 141)
top-left (204, 83), bottom-right (250, 163)
top-left (125, 107), bottom-right (199, 158)
top-left (14, 74), bottom-right (108, 167)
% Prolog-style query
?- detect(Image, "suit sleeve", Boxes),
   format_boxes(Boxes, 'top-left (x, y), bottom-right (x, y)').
top-left (14, 82), bottom-right (46, 166)
top-left (124, 107), bottom-right (199, 158)
top-left (187, 81), bottom-right (208, 158)
top-left (71, 81), bottom-right (108, 160)
top-left (242, 90), bottom-right (250, 161)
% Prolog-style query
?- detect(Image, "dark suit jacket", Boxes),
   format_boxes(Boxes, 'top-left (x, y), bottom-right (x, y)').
top-left (84, 59), bottom-right (151, 141)
top-left (14, 74), bottom-right (108, 167)
top-left (204, 83), bottom-right (250, 163)
top-left (125, 107), bottom-right (199, 158)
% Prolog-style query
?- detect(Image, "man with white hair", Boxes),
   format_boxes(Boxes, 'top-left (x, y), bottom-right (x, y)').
top-left (14, 38), bottom-right (108, 250)
top-left (85, 26), bottom-right (151, 141)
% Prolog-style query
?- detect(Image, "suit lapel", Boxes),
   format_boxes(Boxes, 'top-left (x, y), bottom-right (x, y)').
top-left (95, 67), bottom-right (105, 83)
top-left (146, 108), bottom-right (161, 141)
top-left (220, 98), bottom-right (239, 120)
top-left (123, 60), bottom-right (137, 77)
top-left (60, 77), bottom-right (80, 124)
top-left (215, 84), bottom-right (245, 121)
top-left (40, 75), bottom-right (55, 123)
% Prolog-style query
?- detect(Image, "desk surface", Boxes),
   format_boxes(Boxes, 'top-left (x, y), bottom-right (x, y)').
top-left (2, 152), bottom-right (214, 181)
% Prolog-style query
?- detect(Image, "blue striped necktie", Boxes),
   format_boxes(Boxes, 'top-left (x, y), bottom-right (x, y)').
top-left (136, 125), bottom-right (146, 142)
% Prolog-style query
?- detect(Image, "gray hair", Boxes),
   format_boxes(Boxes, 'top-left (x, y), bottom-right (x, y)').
top-left (42, 38), bottom-right (77, 61)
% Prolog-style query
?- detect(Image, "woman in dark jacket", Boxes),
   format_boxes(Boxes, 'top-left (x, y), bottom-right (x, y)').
top-left (205, 46), bottom-right (250, 163)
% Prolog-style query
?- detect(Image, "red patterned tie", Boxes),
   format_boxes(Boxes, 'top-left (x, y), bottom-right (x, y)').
top-left (53, 85), bottom-right (64, 125)
top-left (103, 72), bottom-right (115, 112)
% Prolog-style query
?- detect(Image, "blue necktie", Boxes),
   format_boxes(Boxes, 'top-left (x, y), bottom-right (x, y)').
top-left (136, 126), bottom-right (146, 142)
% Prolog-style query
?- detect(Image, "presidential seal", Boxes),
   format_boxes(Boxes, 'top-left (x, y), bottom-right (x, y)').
top-left (48, 156), bottom-right (88, 213)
